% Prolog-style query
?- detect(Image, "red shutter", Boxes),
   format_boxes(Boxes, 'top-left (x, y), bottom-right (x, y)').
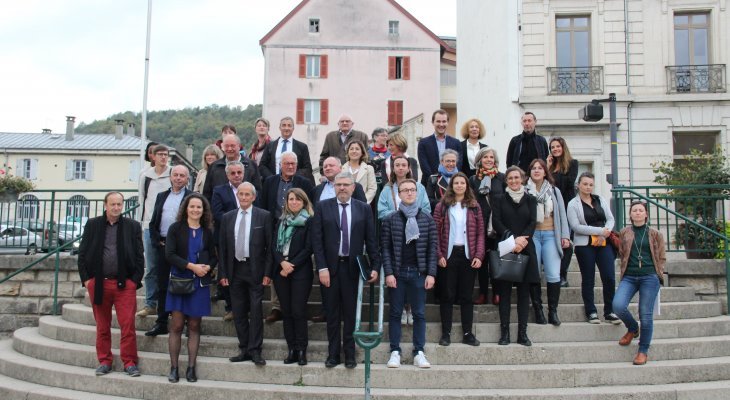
top-left (388, 56), bottom-right (395, 80)
top-left (296, 99), bottom-right (304, 124)
top-left (320, 99), bottom-right (329, 125)
top-left (403, 56), bottom-right (410, 80)
top-left (395, 101), bottom-right (403, 125)
top-left (387, 101), bottom-right (396, 125)
top-left (320, 55), bottom-right (328, 78)
top-left (299, 54), bottom-right (306, 78)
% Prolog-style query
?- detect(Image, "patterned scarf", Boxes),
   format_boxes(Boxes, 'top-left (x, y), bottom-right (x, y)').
top-left (249, 135), bottom-right (271, 162)
top-left (276, 209), bottom-right (309, 252)
top-left (476, 167), bottom-right (498, 195)
top-left (527, 179), bottom-right (553, 223)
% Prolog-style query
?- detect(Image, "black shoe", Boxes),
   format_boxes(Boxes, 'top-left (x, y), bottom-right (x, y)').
top-left (559, 279), bottom-right (569, 288)
top-left (498, 325), bottom-right (510, 345)
top-left (168, 366), bottom-right (179, 383)
top-left (345, 357), bottom-right (357, 369)
top-left (229, 353), bottom-right (252, 363)
top-left (186, 366), bottom-right (197, 382)
top-left (144, 323), bottom-right (168, 337)
top-left (533, 306), bottom-right (547, 325)
top-left (251, 352), bottom-right (266, 366)
top-left (462, 332), bottom-right (480, 346)
top-left (297, 350), bottom-right (308, 366)
top-left (517, 327), bottom-right (532, 347)
top-left (325, 357), bottom-right (340, 368)
top-left (438, 333), bottom-right (451, 346)
top-left (284, 350), bottom-right (299, 364)
top-left (548, 308), bottom-right (561, 326)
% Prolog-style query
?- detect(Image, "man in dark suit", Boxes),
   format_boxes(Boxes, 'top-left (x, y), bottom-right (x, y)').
top-left (259, 152), bottom-right (315, 220)
top-left (258, 117), bottom-right (315, 185)
top-left (218, 182), bottom-right (273, 366)
top-left (417, 109), bottom-right (462, 186)
top-left (312, 171), bottom-right (379, 369)
top-left (203, 134), bottom-right (262, 201)
top-left (145, 165), bottom-right (193, 336)
top-left (318, 114), bottom-right (369, 169)
top-left (506, 111), bottom-right (549, 172)
top-left (211, 161), bottom-right (246, 321)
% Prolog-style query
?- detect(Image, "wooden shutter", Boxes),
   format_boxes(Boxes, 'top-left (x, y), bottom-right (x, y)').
top-left (388, 101), bottom-right (403, 125)
top-left (403, 56), bottom-right (410, 80)
top-left (296, 99), bottom-right (305, 124)
top-left (299, 54), bottom-right (306, 78)
top-left (388, 56), bottom-right (395, 80)
top-left (320, 55), bottom-right (328, 78)
top-left (387, 101), bottom-right (396, 125)
top-left (320, 99), bottom-right (329, 125)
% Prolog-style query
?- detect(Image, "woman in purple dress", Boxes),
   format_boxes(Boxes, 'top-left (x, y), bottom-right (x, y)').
top-left (165, 193), bottom-right (217, 383)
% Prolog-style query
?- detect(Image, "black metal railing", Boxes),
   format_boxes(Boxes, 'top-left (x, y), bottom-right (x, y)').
top-left (547, 66), bottom-right (604, 95)
top-left (666, 64), bottom-right (726, 94)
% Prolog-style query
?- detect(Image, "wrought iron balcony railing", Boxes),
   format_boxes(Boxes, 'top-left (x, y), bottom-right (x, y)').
top-left (666, 64), bottom-right (726, 94)
top-left (547, 66), bottom-right (603, 95)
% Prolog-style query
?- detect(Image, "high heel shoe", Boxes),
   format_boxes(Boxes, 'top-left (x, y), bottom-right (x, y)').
top-left (186, 366), bottom-right (197, 382)
top-left (168, 366), bottom-right (179, 383)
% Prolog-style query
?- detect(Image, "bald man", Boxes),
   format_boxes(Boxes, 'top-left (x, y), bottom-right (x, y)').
top-left (318, 114), bottom-right (369, 170)
top-left (203, 133), bottom-right (262, 202)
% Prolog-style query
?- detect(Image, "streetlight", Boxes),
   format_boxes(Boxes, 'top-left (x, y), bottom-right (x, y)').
top-left (579, 93), bottom-right (619, 209)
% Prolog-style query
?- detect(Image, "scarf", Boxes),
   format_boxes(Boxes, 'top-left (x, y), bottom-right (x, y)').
top-left (276, 209), bottom-right (309, 252)
top-left (371, 145), bottom-right (388, 154)
top-left (527, 179), bottom-right (553, 223)
top-left (249, 135), bottom-right (271, 162)
top-left (506, 185), bottom-right (525, 204)
top-left (438, 164), bottom-right (458, 180)
top-left (399, 201), bottom-right (420, 244)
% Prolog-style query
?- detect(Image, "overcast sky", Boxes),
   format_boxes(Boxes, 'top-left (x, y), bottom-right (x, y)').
top-left (0, 0), bottom-right (456, 133)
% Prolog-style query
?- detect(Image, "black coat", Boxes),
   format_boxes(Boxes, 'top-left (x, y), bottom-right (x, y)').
top-left (491, 193), bottom-right (539, 283)
top-left (258, 138), bottom-right (315, 185)
top-left (148, 187), bottom-right (193, 247)
top-left (165, 221), bottom-right (218, 273)
top-left (259, 175), bottom-right (315, 220)
top-left (272, 218), bottom-right (314, 281)
top-left (218, 206), bottom-right (273, 283)
top-left (311, 181), bottom-right (367, 208)
top-left (460, 140), bottom-right (488, 178)
top-left (506, 132), bottom-right (549, 172)
top-left (553, 159), bottom-right (579, 204)
top-left (469, 173), bottom-right (506, 229)
top-left (380, 209), bottom-right (438, 278)
top-left (202, 155), bottom-right (262, 202)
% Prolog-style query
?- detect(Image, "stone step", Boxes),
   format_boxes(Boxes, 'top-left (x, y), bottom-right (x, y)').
top-left (10, 328), bottom-right (730, 390)
top-left (37, 315), bottom-right (730, 365)
top-left (0, 366), bottom-right (136, 400)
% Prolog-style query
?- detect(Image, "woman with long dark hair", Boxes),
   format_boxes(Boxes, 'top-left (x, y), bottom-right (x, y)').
top-left (165, 193), bottom-right (217, 383)
top-left (547, 137), bottom-right (579, 287)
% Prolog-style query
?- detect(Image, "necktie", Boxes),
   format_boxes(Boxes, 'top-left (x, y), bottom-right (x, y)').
top-left (282, 139), bottom-right (289, 153)
top-left (235, 210), bottom-right (247, 261)
top-left (340, 203), bottom-right (349, 256)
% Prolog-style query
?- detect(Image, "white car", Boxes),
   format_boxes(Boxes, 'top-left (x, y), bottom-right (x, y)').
top-left (0, 225), bottom-right (42, 254)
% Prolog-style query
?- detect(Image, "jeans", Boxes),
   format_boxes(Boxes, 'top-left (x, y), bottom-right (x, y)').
top-left (575, 245), bottom-right (616, 317)
top-left (142, 229), bottom-right (159, 309)
top-left (533, 229), bottom-right (561, 283)
top-left (612, 274), bottom-right (660, 354)
top-left (388, 266), bottom-right (426, 355)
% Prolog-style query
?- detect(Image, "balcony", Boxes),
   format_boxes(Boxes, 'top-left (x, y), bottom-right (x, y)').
top-left (547, 66), bottom-right (603, 95)
top-left (666, 64), bottom-right (726, 94)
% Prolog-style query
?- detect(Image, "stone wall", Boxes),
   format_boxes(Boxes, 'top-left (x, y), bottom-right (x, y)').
top-left (666, 258), bottom-right (729, 314)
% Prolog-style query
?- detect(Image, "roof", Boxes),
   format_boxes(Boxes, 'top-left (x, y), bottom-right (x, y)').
top-left (0, 133), bottom-right (147, 152)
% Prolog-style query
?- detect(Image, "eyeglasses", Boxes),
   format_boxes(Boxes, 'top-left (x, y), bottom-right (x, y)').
top-left (398, 188), bottom-right (417, 194)
top-left (630, 199), bottom-right (647, 205)
top-left (334, 183), bottom-right (353, 188)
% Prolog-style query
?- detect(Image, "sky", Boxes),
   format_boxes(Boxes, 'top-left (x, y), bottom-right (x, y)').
top-left (0, 0), bottom-right (456, 134)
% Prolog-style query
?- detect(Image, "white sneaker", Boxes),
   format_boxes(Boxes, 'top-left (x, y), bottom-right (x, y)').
top-left (386, 351), bottom-right (401, 368)
top-left (401, 310), bottom-right (407, 325)
top-left (406, 309), bottom-right (413, 326)
top-left (413, 351), bottom-right (431, 368)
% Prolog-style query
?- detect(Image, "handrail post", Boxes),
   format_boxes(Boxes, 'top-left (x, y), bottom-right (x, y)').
top-left (53, 250), bottom-right (60, 315)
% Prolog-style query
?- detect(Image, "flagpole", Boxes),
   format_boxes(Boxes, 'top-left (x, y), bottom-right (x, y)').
top-left (140, 0), bottom-right (152, 161)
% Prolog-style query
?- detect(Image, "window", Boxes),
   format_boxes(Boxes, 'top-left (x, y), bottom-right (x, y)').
top-left (440, 68), bottom-right (457, 86)
top-left (16, 194), bottom-right (39, 220)
top-left (309, 18), bottom-right (320, 33)
top-left (673, 132), bottom-right (717, 158)
top-left (66, 195), bottom-right (90, 222)
top-left (388, 56), bottom-right (410, 80)
top-left (387, 101), bottom-right (403, 126)
top-left (74, 161), bottom-right (87, 180)
top-left (556, 16), bottom-right (591, 68)
top-left (674, 12), bottom-right (710, 66)
top-left (16, 158), bottom-right (37, 180)
top-left (296, 99), bottom-right (329, 125)
top-left (299, 54), bottom-right (328, 78)
top-left (66, 159), bottom-right (93, 181)
top-left (389, 20), bottom-right (399, 35)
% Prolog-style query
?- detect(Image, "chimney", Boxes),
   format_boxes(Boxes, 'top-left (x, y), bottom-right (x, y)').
top-left (114, 119), bottom-right (125, 140)
top-left (65, 116), bottom-right (75, 141)
top-left (185, 144), bottom-right (193, 162)
top-left (42, 128), bottom-right (52, 134)
top-left (126, 122), bottom-right (136, 137)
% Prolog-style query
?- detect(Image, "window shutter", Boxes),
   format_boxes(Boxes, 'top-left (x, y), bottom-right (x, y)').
top-left (320, 55), bottom-right (328, 78)
top-left (65, 160), bottom-right (74, 180)
top-left (387, 101), bottom-right (396, 126)
top-left (86, 160), bottom-right (94, 181)
top-left (129, 159), bottom-right (140, 182)
top-left (299, 54), bottom-right (306, 78)
top-left (296, 99), bottom-right (305, 124)
top-left (396, 101), bottom-right (403, 125)
top-left (320, 99), bottom-right (329, 125)
top-left (388, 56), bottom-right (396, 80)
top-left (16, 159), bottom-right (23, 175)
top-left (30, 159), bottom-right (38, 180)
top-left (403, 56), bottom-right (410, 80)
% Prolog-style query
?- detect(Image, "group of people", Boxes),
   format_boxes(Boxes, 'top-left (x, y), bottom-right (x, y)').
top-left (77, 109), bottom-right (666, 381)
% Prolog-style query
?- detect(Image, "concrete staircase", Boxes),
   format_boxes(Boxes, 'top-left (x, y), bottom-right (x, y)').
top-left (1, 262), bottom-right (730, 399)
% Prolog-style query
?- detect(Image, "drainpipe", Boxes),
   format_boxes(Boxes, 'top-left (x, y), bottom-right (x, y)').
top-left (627, 102), bottom-right (634, 185)
top-left (624, 0), bottom-right (631, 95)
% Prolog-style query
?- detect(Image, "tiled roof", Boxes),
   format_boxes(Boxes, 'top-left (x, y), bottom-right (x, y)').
top-left (0, 133), bottom-right (147, 151)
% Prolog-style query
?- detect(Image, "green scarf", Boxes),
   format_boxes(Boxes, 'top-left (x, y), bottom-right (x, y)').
top-left (276, 210), bottom-right (310, 252)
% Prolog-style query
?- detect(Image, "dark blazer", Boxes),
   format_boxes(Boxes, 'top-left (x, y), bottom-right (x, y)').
top-left (417, 134), bottom-right (462, 185)
top-left (78, 214), bottom-right (144, 305)
top-left (506, 132), bottom-right (549, 172)
top-left (203, 155), bottom-right (262, 202)
top-left (211, 184), bottom-right (238, 226)
top-left (460, 140), bottom-right (488, 178)
top-left (218, 206), bottom-right (273, 283)
top-left (165, 221), bottom-right (218, 275)
top-left (491, 193), bottom-right (540, 283)
top-left (272, 218), bottom-right (314, 281)
top-left (381, 209), bottom-right (438, 278)
top-left (318, 130), bottom-right (369, 169)
top-left (425, 174), bottom-right (449, 212)
top-left (469, 172), bottom-right (506, 228)
top-left (258, 138), bottom-right (315, 185)
top-left (552, 159), bottom-right (579, 204)
top-left (311, 197), bottom-right (380, 277)
top-left (148, 187), bottom-right (193, 247)
top-left (259, 175), bottom-right (315, 220)
top-left (311, 181), bottom-right (367, 208)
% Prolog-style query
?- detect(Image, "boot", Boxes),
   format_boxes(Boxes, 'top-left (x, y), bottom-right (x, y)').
top-left (283, 349), bottom-right (299, 364)
top-left (547, 282), bottom-right (562, 326)
top-left (529, 284), bottom-right (547, 325)
top-left (498, 324), bottom-right (510, 345)
top-left (297, 350), bottom-right (308, 366)
top-left (516, 323), bottom-right (532, 346)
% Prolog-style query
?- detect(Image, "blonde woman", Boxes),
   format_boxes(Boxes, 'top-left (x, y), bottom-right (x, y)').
top-left (194, 145), bottom-right (224, 193)
top-left (345, 140), bottom-right (377, 203)
top-left (459, 118), bottom-right (487, 178)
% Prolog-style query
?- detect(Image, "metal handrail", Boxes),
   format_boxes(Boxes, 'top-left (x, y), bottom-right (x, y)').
top-left (353, 264), bottom-right (385, 400)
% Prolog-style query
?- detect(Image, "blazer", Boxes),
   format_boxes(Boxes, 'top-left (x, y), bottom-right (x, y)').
top-left (460, 140), bottom-right (488, 178)
top-left (506, 132), bottom-right (549, 171)
top-left (203, 155), bottom-right (262, 202)
top-left (259, 174), bottom-right (315, 220)
top-left (469, 173), bottom-right (506, 229)
top-left (312, 181), bottom-right (367, 207)
top-left (218, 206), bottom-right (273, 283)
top-left (492, 193), bottom-right (540, 283)
top-left (566, 194), bottom-right (615, 247)
top-left (78, 214), bottom-right (145, 305)
top-left (165, 221), bottom-right (218, 275)
top-left (381, 209), bottom-right (438, 278)
top-left (552, 159), bottom-right (579, 204)
top-left (258, 137), bottom-right (315, 185)
top-left (433, 200), bottom-right (485, 262)
top-left (148, 187), bottom-right (193, 247)
top-left (318, 130), bottom-right (369, 169)
top-left (417, 133), bottom-right (461, 185)
top-left (311, 197), bottom-right (380, 277)
top-left (350, 163), bottom-right (377, 204)
top-left (211, 184), bottom-right (239, 239)
top-left (272, 218), bottom-right (314, 281)
top-left (377, 182), bottom-right (431, 220)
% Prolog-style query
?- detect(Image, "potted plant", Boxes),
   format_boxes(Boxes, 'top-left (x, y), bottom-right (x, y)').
top-left (0, 166), bottom-right (34, 203)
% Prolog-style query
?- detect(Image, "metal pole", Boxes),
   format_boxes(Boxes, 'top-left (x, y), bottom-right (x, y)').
top-left (609, 93), bottom-right (619, 212)
top-left (140, 0), bottom-right (152, 162)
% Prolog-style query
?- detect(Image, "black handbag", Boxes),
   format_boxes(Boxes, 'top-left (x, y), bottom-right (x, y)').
top-left (168, 274), bottom-right (194, 294)
top-left (489, 232), bottom-right (529, 282)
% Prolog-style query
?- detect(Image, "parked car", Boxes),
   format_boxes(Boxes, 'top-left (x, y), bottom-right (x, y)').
top-left (0, 224), bottom-right (42, 254)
